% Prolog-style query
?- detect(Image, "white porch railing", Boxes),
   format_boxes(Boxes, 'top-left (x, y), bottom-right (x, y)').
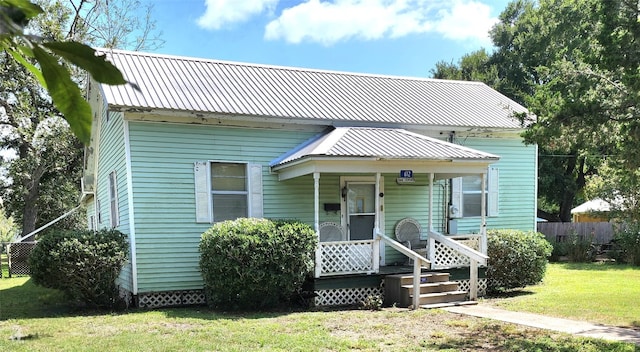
top-left (315, 239), bottom-right (379, 277)
top-left (428, 230), bottom-right (488, 300)
top-left (377, 232), bottom-right (431, 309)
top-left (430, 234), bottom-right (482, 269)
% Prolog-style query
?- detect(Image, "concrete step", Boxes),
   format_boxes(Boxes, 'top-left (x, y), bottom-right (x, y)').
top-left (402, 281), bottom-right (460, 295)
top-left (419, 300), bottom-right (478, 309)
top-left (411, 290), bottom-right (468, 305)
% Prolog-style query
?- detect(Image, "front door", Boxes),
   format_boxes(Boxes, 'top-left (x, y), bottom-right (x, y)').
top-left (347, 182), bottom-right (375, 240)
top-left (345, 181), bottom-right (380, 240)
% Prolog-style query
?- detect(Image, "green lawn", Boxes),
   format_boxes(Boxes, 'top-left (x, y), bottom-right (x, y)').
top-left (0, 265), bottom-right (638, 351)
top-left (488, 262), bottom-right (640, 328)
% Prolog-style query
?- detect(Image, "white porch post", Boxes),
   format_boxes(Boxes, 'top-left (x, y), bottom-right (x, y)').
top-left (373, 172), bottom-right (381, 272)
top-left (314, 172), bottom-right (322, 278)
top-left (480, 172), bottom-right (487, 254)
top-left (469, 172), bottom-right (488, 301)
top-left (428, 173), bottom-right (435, 261)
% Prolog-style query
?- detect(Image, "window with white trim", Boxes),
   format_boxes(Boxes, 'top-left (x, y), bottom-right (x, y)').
top-left (108, 171), bottom-right (119, 227)
top-left (451, 167), bottom-right (499, 218)
top-left (194, 162), bottom-right (263, 223)
top-left (211, 162), bottom-right (248, 222)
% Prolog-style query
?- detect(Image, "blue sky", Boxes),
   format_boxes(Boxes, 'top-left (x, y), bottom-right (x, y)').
top-left (150, 0), bottom-right (511, 78)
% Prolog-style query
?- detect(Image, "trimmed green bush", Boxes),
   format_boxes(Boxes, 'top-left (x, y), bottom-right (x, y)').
top-left (487, 229), bottom-right (553, 292)
top-left (29, 229), bottom-right (128, 308)
top-left (610, 223), bottom-right (640, 266)
top-left (199, 218), bottom-right (317, 310)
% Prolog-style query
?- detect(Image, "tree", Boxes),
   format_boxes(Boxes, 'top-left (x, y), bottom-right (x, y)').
top-left (431, 0), bottom-right (615, 222)
top-left (0, 0), bottom-right (162, 236)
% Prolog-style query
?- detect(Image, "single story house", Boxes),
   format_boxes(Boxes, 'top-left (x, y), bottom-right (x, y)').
top-left (82, 49), bottom-right (537, 308)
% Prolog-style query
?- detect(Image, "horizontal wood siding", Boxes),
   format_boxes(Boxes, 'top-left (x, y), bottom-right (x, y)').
top-left (94, 107), bottom-right (133, 292)
top-left (127, 122), bottom-right (318, 292)
top-left (453, 137), bottom-right (537, 234)
top-left (383, 174), bottom-right (447, 265)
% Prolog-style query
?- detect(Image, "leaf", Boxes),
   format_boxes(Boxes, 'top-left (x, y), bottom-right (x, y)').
top-left (1, 0), bottom-right (43, 19)
top-left (5, 45), bottom-right (46, 87)
top-left (42, 41), bottom-right (126, 85)
top-left (32, 45), bottom-right (92, 144)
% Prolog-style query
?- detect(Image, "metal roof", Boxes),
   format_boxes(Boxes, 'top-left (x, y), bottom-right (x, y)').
top-left (271, 127), bottom-right (499, 167)
top-left (99, 48), bottom-right (529, 129)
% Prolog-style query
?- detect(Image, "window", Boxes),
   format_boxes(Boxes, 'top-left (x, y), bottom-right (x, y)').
top-left (211, 162), bottom-right (248, 222)
top-left (97, 199), bottom-right (102, 224)
top-left (108, 171), bottom-right (119, 227)
top-left (451, 167), bottom-right (499, 218)
top-left (194, 161), bottom-right (263, 223)
top-left (461, 176), bottom-right (486, 217)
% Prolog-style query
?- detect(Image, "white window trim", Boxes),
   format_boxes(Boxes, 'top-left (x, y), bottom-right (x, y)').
top-left (108, 171), bottom-right (120, 227)
top-left (451, 167), bottom-right (499, 218)
top-left (195, 161), bottom-right (263, 223)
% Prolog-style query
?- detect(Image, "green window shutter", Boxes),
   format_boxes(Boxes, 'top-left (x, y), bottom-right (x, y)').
top-left (488, 166), bottom-right (499, 216)
top-left (450, 177), bottom-right (462, 218)
top-left (248, 163), bottom-right (263, 218)
top-left (194, 161), bottom-right (210, 223)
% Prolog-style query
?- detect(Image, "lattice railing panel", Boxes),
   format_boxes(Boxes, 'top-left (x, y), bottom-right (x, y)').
top-left (138, 290), bottom-right (206, 308)
top-left (432, 236), bottom-right (480, 269)
top-left (455, 278), bottom-right (487, 298)
top-left (315, 287), bottom-right (383, 306)
top-left (320, 240), bottom-right (374, 275)
top-left (7, 242), bottom-right (37, 276)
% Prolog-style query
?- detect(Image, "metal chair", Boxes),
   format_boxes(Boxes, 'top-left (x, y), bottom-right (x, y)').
top-left (319, 222), bottom-right (344, 242)
top-left (395, 218), bottom-right (427, 261)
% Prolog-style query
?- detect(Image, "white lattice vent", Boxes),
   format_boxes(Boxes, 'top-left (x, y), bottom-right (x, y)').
top-left (454, 278), bottom-right (487, 298)
top-left (138, 290), bottom-right (206, 308)
top-left (315, 287), bottom-right (383, 306)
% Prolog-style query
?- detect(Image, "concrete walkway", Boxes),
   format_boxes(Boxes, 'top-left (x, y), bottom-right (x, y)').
top-left (444, 304), bottom-right (640, 345)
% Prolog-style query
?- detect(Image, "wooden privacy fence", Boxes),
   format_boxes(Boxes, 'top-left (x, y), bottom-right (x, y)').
top-left (1, 241), bottom-right (37, 278)
top-left (537, 222), bottom-right (616, 244)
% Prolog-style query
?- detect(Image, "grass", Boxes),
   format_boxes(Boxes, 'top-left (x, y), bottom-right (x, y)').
top-left (487, 262), bottom-right (640, 328)
top-left (0, 264), bottom-right (638, 351)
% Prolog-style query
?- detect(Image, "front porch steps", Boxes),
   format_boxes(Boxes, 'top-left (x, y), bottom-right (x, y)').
top-left (384, 272), bottom-right (476, 309)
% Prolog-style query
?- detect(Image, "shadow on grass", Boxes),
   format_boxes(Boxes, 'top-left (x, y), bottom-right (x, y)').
top-left (554, 262), bottom-right (640, 271)
top-left (484, 290), bottom-right (535, 299)
top-left (0, 277), bottom-right (74, 320)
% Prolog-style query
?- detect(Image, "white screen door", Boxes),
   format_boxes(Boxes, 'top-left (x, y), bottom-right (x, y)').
top-left (346, 182), bottom-right (376, 240)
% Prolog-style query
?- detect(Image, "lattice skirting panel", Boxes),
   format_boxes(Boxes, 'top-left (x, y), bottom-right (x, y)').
top-left (315, 286), bottom-right (383, 306)
top-left (137, 290), bottom-right (206, 308)
top-left (454, 278), bottom-right (487, 298)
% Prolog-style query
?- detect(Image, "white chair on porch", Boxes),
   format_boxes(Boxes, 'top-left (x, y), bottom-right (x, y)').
top-left (395, 218), bottom-right (428, 262)
top-left (319, 222), bottom-right (344, 242)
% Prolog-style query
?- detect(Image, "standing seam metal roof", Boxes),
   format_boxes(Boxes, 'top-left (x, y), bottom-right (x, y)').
top-left (271, 127), bottom-right (499, 166)
top-left (99, 48), bottom-right (529, 129)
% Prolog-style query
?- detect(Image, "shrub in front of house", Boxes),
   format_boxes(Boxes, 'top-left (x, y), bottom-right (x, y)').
top-left (29, 229), bottom-right (128, 308)
top-left (199, 218), bottom-right (317, 310)
top-left (610, 223), bottom-right (640, 266)
top-left (486, 229), bottom-right (553, 293)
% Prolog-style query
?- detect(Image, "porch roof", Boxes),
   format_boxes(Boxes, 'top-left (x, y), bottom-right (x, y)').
top-left (270, 127), bottom-right (499, 180)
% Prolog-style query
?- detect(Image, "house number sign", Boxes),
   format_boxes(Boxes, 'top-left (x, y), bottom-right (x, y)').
top-left (397, 170), bottom-right (415, 184)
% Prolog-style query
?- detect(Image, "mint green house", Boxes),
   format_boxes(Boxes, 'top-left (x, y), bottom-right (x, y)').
top-left (83, 49), bottom-right (536, 308)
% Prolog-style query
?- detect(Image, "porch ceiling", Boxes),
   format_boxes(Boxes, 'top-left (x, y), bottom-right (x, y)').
top-left (270, 127), bottom-right (500, 181)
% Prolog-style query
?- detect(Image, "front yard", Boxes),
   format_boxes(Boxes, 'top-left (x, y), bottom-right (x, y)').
top-left (488, 262), bottom-right (640, 328)
top-left (0, 263), bottom-right (638, 351)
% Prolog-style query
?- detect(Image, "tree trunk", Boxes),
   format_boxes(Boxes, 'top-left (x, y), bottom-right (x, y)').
top-left (20, 165), bottom-right (45, 238)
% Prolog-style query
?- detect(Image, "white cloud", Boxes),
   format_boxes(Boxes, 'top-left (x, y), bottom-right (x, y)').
top-left (197, 0), bottom-right (279, 30)
top-left (264, 0), bottom-right (497, 46)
